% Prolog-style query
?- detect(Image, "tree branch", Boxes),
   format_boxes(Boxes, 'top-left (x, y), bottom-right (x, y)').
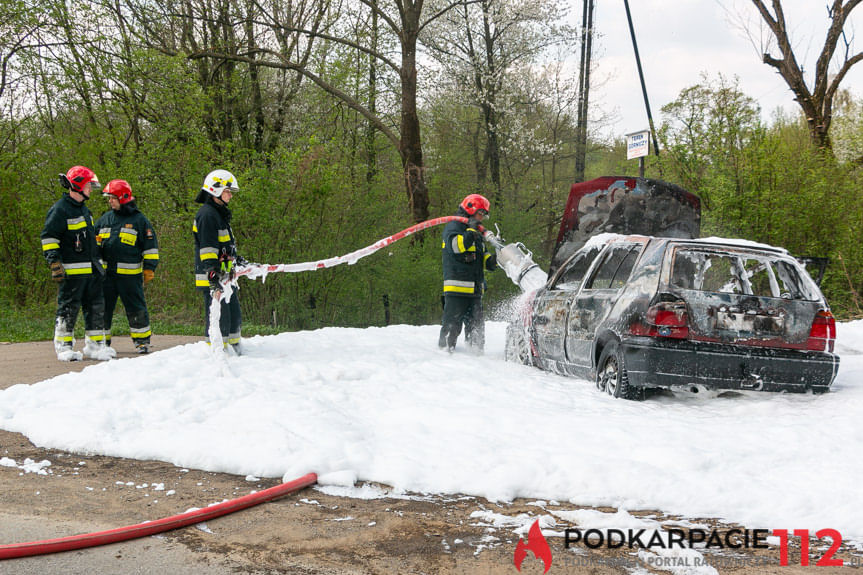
top-left (826, 49), bottom-right (863, 102)
top-left (256, 23), bottom-right (401, 74)
top-left (188, 49), bottom-right (400, 146)
top-left (418, 0), bottom-right (480, 34)
top-left (356, 0), bottom-right (402, 37)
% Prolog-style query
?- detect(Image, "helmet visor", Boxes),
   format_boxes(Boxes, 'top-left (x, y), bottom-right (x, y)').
top-left (211, 181), bottom-right (238, 194)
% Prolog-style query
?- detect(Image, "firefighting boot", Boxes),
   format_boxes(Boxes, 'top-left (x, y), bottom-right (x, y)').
top-left (54, 319), bottom-right (82, 361)
top-left (83, 334), bottom-right (116, 360)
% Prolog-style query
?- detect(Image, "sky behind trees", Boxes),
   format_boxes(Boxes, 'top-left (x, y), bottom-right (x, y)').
top-left (587, 0), bottom-right (863, 136)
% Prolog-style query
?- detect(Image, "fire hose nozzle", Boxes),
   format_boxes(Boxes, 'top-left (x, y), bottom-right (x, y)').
top-left (483, 223), bottom-right (505, 249)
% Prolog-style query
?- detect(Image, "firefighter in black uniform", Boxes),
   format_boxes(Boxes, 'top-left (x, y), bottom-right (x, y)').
top-left (439, 194), bottom-right (497, 353)
top-left (95, 180), bottom-right (159, 354)
top-left (41, 165), bottom-right (115, 361)
top-left (193, 169), bottom-right (247, 353)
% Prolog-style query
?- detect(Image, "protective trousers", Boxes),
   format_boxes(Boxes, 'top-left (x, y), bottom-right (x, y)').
top-left (203, 290), bottom-right (242, 346)
top-left (439, 295), bottom-right (485, 352)
top-left (103, 274), bottom-right (151, 346)
top-left (54, 274), bottom-right (107, 349)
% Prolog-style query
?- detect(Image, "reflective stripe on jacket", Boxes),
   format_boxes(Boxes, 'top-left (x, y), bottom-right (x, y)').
top-left (441, 214), bottom-right (496, 297)
top-left (40, 194), bottom-right (102, 275)
top-left (94, 204), bottom-right (159, 275)
top-left (193, 198), bottom-right (236, 289)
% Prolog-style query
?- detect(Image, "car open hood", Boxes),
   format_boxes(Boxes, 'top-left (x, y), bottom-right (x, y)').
top-left (551, 177), bottom-right (700, 276)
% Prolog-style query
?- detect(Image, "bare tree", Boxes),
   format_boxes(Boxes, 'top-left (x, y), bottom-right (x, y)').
top-left (739, 0), bottom-right (862, 150)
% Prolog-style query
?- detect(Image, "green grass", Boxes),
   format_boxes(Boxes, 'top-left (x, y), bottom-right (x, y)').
top-left (0, 306), bottom-right (53, 342)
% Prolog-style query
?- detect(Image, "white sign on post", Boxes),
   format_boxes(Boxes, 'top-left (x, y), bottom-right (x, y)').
top-left (626, 130), bottom-right (650, 160)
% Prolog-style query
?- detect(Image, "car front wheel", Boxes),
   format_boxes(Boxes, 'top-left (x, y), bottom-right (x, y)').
top-left (596, 341), bottom-right (642, 400)
top-left (505, 324), bottom-right (533, 366)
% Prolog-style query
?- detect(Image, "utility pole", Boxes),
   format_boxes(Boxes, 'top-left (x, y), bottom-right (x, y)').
top-left (623, 0), bottom-right (661, 166)
top-left (574, 0), bottom-right (595, 183)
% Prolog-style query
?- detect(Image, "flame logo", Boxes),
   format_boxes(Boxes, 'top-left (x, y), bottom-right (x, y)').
top-left (514, 519), bottom-right (553, 573)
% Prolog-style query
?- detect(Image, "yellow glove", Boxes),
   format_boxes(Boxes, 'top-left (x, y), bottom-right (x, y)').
top-left (143, 269), bottom-right (155, 284)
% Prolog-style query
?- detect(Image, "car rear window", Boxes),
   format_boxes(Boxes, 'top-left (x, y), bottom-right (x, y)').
top-left (670, 248), bottom-right (819, 300)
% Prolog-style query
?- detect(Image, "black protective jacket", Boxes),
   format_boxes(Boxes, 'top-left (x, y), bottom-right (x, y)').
top-left (41, 194), bottom-right (103, 276)
top-left (193, 197), bottom-right (236, 289)
top-left (441, 208), bottom-right (496, 297)
top-left (95, 202), bottom-right (159, 276)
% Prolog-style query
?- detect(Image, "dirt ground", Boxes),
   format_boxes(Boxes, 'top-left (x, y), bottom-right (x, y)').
top-left (0, 338), bottom-right (860, 574)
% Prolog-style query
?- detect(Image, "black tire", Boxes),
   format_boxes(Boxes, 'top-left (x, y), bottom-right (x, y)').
top-left (595, 341), bottom-right (642, 400)
top-left (811, 386), bottom-right (830, 395)
top-left (505, 324), bottom-right (533, 366)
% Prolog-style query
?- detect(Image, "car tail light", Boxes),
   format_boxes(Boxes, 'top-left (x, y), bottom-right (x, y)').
top-left (630, 300), bottom-right (690, 339)
top-left (806, 310), bottom-right (836, 352)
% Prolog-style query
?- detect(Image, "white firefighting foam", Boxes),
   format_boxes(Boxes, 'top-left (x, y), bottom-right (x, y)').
top-left (0, 320), bottom-right (861, 543)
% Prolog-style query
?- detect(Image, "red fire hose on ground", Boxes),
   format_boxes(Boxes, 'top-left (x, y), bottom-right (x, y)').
top-left (0, 472), bottom-right (317, 560)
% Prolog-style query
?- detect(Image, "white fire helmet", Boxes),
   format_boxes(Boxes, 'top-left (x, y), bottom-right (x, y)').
top-left (201, 169), bottom-right (239, 197)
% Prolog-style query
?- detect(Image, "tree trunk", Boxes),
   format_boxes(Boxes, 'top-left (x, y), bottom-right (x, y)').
top-left (398, 7), bottom-right (429, 223)
top-left (366, 5), bottom-right (379, 184)
top-left (481, 0), bottom-right (502, 206)
top-left (245, 0), bottom-right (264, 153)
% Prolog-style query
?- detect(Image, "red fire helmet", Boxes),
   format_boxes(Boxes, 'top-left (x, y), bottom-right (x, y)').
top-left (103, 179), bottom-right (135, 205)
top-left (460, 194), bottom-right (490, 216)
top-left (64, 165), bottom-right (101, 193)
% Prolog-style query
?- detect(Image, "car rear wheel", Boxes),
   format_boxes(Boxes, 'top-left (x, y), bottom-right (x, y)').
top-left (596, 342), bottom-right (642, 400)
top-left (505, 324), bottom-right (533, 366)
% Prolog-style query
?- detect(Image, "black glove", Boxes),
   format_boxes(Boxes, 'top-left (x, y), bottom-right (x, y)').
top-left (235, 255), bottom-right (249, 267)
top-left (207, 269), bottom-right (222, 291)
top-left (49, 261), bottom-right (65, 282)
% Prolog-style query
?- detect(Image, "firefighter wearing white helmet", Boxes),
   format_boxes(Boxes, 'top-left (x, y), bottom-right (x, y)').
top-left (193, 169), bottom-right (248, 354)
top-left (195, 169), bottom-right (239, 203)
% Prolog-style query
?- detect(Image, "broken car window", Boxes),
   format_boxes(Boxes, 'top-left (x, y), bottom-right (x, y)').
top-left (610, 246), bottom-right (641, 289)
top-left (586, 245), bottom-right (636, 290)
top-left (555, 246), bottom-right (602, 290)
top-left (671, 248), bottom-right (817, 300)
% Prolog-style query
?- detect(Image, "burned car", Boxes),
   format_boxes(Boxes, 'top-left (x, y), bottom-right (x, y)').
top-left (505, 234), bottom-right (840, 399)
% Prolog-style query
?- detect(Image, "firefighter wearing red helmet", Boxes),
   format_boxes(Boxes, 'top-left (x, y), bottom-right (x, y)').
top-left (40, 165), bottom-right (115, 361)
top-left (439, 194), bottom-right (497, 353)
top-left (95, 180), bottom-right (160, 354)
